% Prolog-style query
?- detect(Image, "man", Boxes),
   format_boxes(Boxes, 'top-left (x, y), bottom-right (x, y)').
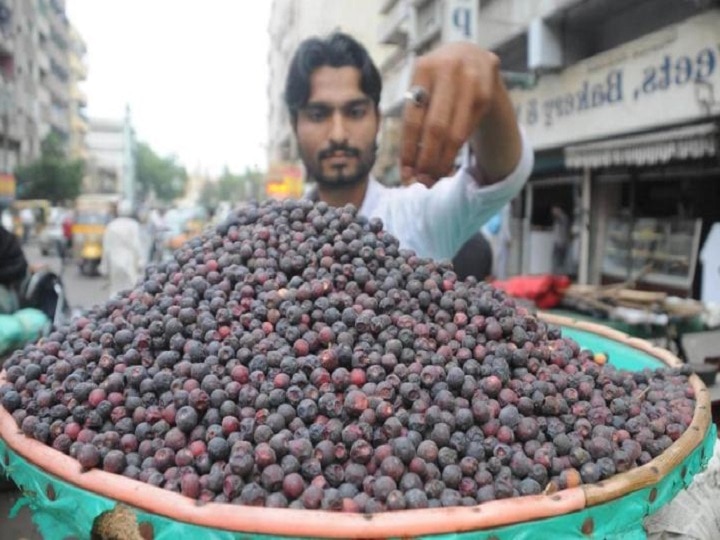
top-left (285, 32), bottom-right (533, 262)
top-left (61, 210), bottom-right (74, 259)
top-left (99, 200), bottom-right (145, 298)
top-left (19, 207), bottom-right (35, 245)
top-left (0, 224), bottom-right (29, 314)
top-left (147, 206), bottom-right (166, 263)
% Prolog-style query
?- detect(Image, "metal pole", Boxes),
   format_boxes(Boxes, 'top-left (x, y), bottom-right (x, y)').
top-left (521, 184), bottom-right (533, 274)
top-left (578, 167), bottom-right (592, 284)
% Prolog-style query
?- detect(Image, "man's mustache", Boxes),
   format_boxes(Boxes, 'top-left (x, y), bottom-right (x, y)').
top-left (318, 143), bottom-right (360, 160)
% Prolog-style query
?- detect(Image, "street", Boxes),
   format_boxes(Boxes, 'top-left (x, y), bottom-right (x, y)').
top-left (1, 244), bottom-right (110, 540)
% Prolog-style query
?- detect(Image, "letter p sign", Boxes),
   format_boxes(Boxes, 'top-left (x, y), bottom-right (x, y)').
top-left (443, 0), bottom-right (478, 43)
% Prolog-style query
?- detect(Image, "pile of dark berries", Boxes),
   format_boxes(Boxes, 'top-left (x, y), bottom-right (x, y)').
top-left (0, 200), bottom-right (696, 512)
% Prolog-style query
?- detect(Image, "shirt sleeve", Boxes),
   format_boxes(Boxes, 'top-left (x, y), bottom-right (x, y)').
top-left (381, 128), bottom-right (534, 261)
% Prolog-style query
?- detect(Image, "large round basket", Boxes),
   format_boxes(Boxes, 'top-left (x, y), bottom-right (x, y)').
top-left (0, 314), bottom-right (714, 540)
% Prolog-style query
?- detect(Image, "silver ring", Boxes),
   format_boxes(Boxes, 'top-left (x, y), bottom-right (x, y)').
top-left (404, 85), bottom-right (429, 108)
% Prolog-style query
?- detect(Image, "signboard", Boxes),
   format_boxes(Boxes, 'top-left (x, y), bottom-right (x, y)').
top-left (443, 0), bottom-right (478, 43)
top-left (0, 173), bottom-right (15, 205)
top-left (266, 163), bottom-right (303, 200)
top-left (510, 10), bottom-right (720, 150)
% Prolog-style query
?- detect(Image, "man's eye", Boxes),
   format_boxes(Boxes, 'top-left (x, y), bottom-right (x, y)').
top-left (306, 109), bottom-right (327, 121)
top-left (348, 106), bottom-right (367, 118)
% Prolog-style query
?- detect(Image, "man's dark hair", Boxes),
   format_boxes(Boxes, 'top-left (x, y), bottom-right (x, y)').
top-left (284, 32), bottom-right (382, 126)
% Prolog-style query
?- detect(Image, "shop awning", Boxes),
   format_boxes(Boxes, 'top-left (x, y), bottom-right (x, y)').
top-left (564, 122), bottom-right (718, 169)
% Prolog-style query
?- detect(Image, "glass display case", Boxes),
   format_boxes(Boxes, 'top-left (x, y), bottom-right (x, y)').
top-left (602, 216), bottom-right (702, 292)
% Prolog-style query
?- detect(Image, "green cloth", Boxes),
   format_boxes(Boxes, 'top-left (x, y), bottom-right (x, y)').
top-left (0, 308), bottom-right (50, 357)
top-left (1, 425), bottom-right (715, 539)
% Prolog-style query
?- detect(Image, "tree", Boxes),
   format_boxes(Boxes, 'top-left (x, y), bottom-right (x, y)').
top-left (135, 142), bottom-right (188, 202)
top-left (198, 167), bottom-right (264, 212)
top-left (14, 133), bottom-right (84, 204)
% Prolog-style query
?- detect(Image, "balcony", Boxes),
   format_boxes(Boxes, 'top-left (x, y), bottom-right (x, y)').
top-left (69, 54), bottom-right (88, 80)
top-left (37, 49), bottom-right (51, 74)
top-left (0, 28), bottom-right (13, 56)
top-left (378, 0), bottom-right (409, 46)
top-left (380, 0), bottom-right (401, 14)
top-left (71, 113), bottom-right (89, 133)
top-left (37, 12), bottom-right (51, 40)
top-left (71, 85), bottom-right (87, 106)
top-left (410, 0), bottom-right (442, 51)
top-left (50, 106), bottom-right (69, 132)
top-left (46, 73), bottom-right (69, 102)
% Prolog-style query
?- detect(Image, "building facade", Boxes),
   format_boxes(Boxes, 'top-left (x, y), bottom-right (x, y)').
top-left (67, 24), bottom-right (88, 160)
top-left (375, 0), bottom-right (719, 298)
top-left (85, 107), bottom-right (136, 203)
top-left (0, 0), bottom-right (84, 175)
top-left (266, 0), bottom-right (391, 174)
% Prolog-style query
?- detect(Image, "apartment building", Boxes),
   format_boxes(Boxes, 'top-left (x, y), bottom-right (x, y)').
top-left (67, 25), bottom-right (88, 160)
top-left (266, 0), bottom-right (391, 171)
top-left (0, 0), bottom-right (84, 174)
top-left (376, 0), bottom-right (719, 298)
top-left (85, 107), bottom-right (137, 203)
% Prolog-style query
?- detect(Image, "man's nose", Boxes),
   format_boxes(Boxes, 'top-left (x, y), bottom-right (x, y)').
top-left (329, 111), bottom-right (347, 143)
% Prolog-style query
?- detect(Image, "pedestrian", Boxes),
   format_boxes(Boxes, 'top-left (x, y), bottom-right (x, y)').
top-left (286, 32), bottom-right (533, 263)
top-left (147, 207), bottom-right (166, 263)
top-left (452, 232), bottom-right (494, 281)
top-left (482, 204), bottom-right (512, 280)
top-left (61, 210), bottom-right (74, 259)
top-left (0, 224), bottom-right (28, 314)
top-left (19, 207), bottom-right (35, 245)
top-left (99, 200), bottom-right (145, 298)
top-left (551, 205), bottom-right (570, 274)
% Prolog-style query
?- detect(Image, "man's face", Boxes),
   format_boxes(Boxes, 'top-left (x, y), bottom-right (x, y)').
top-left (295, 66), bottom-right (380, 189)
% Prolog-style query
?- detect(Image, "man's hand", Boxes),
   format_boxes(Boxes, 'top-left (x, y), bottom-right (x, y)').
top-left (400, 42), bottom-right (520, 187)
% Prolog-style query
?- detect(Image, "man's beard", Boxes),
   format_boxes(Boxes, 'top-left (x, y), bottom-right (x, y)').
top-left (302, 141), bottom-right (377, 190)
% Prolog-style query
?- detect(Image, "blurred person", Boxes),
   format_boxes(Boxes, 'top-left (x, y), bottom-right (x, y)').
top-left (551, 205), bottom-right (570, 274)
top-left (482, 204), bottom-right (512, 280)
top-left (61, 210), bottom-right (74, 258)
top-left (100, 201), bottom-right (145, 298)
top-left (147, 206), bottom-right (166, 263)
top-left (0, 224), bottom-right (29, 314)
top-left (287, 32), bottom-right (532, 263)
top-left (451, 232), bottom-right (493, 281)
top-left (19, 207), bottom-right (35, 245)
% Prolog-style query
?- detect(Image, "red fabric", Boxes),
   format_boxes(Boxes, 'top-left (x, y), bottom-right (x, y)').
top-left (62, 217), bottom-right (73, 240)
top-left (491, 275), bottom-right (571, 309)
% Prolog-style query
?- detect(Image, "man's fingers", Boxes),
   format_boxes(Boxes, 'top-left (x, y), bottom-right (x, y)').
top-left (400, 67), bottom-right (433, 183)
top-left (438, 80), bottom-right (477, 176)
top-left (415, 68), bottom-right (456, 179)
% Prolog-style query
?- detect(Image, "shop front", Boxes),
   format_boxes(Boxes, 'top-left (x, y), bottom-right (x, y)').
top-left (510, 10), bottom-right (720, 299)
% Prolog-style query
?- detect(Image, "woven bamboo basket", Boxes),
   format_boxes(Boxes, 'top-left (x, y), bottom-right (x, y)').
top-left (0, 314), bottom-right (714, 539)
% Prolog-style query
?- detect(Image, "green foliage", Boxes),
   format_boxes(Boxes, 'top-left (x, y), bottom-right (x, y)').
top-left (198, 167), bottom-right (264, 211)
top-left (135, 142), bottom-right (188, 202)
top-left (14, 133), bottom-right (84, 204)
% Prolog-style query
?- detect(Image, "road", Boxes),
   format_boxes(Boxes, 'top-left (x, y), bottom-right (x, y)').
top-left (27, 244), bottom-right (110, 312)
top-left (1, 244), bottom-right (110, 539)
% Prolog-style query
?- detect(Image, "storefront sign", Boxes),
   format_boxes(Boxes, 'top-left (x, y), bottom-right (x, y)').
top-left (266, 163), bottom-right (304, 200)
top-left (510, 10), bottom-right (720, 150)
top-left (0, 173), bottom-right (15, 205)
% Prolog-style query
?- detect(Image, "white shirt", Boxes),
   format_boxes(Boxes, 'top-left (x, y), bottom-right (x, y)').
top-left (20, 208), bottom-right (35, 225)
top-left (100, 217), bottom-right (146, 297)
top-left (358, 131), bottom-right (533, 262)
